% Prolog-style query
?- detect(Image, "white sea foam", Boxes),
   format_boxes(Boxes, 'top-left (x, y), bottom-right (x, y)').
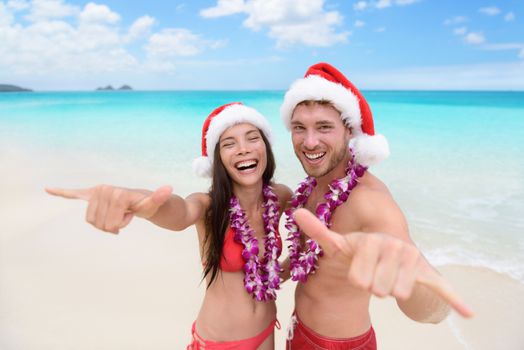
top-left (425, 245), bottom-right (524, 284)
top-left (447, 315), bottom-right (473, 350)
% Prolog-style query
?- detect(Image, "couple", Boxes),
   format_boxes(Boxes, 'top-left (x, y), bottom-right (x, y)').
top-left (47, 63), bottom-right (473, 349)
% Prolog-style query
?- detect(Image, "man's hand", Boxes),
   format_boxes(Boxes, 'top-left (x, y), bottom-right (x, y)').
top-left (46, 185), bottom-right (173, 234)
top-left (294, 208), bottom-right (474, 318)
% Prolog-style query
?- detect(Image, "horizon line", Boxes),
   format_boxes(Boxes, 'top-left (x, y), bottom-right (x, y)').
top-left (2, 88), bottom-right (524, 93)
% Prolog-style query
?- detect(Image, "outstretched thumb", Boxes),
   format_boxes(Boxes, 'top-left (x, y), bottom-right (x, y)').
top-left (132, 185), bottom-right (173, 218)
top-left (293, 208), bottom-right (348, 256)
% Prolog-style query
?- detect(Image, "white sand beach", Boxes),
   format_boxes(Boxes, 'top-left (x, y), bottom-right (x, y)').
top-left (1, 143), bottom-right (524, 350)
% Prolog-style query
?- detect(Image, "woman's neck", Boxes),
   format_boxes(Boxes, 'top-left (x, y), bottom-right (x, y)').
top-left (232, 181), bottom-right (264, 213)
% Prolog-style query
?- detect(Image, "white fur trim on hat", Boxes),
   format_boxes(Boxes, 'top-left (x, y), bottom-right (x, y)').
top-left (281, 74), bottom-right (390, 167)
top-left (192, 104), bottom-right (272, 178)
top-left (350, 133), bottom-right (390, 167)
top-left (192, 156), bottom-right (212, 178)
top-left (280, 75), bottom-right (362, 133)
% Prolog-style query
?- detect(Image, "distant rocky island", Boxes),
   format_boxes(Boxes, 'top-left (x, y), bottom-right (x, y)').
top-left (0, 84), bottom-right (32, 92)
top-left (96, 84), bottom-right (133, 91)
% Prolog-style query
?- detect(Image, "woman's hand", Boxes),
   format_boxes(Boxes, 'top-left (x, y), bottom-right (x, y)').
top-left (46, 185), bottom-right (173, 234)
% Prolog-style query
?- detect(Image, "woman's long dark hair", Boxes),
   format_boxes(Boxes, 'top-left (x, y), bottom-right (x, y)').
top-left (202, 130), bottom-right (275, 288)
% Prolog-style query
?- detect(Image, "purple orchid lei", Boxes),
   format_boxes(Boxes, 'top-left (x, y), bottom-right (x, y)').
top-left (285, 149), bottom-right (367, 282)
top-left (229, 184), bottom-right (282, 302)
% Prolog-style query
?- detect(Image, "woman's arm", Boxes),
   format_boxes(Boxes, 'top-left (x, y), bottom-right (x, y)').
top-left (46, 185), bottom-right (209, 234)
top-left (280, 256), bottom-right (291, 283)
top-left (147, 192), bottom-right (209, 231)
top-left (272, 183), bottom-right (293, 283)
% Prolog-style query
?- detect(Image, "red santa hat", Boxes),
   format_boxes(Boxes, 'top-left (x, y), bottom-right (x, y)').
top-left (280, 62), bottom-right (389, 167)
top-left (192, 102), bottom-right (273, 177)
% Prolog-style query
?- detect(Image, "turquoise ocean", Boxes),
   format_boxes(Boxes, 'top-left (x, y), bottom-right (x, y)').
top-left (1, 90), bottom-right (523, 284)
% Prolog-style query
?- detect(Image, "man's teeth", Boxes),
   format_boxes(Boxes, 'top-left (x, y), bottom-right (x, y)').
top-left (305, 152), bottom-right (325, 160)
top-left (236, 160), bottom-right (257, 170)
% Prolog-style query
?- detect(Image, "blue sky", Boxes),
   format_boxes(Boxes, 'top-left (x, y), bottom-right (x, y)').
top-left (1, 0), bottom-right (523, 90)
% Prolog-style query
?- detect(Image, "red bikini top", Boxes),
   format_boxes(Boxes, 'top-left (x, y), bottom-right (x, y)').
top-left (220, 226), bottom-right (282, 272)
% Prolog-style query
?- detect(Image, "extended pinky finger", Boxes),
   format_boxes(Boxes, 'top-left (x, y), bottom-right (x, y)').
top-left (416, 272), bottom-right (474, 318)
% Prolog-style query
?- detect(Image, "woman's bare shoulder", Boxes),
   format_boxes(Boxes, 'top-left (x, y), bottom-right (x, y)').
top-left (271, 182), bottom-right (293, 210)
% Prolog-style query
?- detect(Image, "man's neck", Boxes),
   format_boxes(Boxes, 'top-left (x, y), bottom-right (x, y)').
top-left (314, 151), bottom-right (352, 194)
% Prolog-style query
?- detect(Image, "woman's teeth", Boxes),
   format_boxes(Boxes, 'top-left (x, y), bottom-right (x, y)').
top-left (236, 160), bottom-right (257, 170)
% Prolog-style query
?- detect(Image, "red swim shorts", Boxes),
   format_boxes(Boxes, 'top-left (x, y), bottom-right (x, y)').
top-left (286, 313), bottom-right (376, 350)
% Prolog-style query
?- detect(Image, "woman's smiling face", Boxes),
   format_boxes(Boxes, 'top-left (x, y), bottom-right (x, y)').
top-left (219, 122), bottom-right (267, 187)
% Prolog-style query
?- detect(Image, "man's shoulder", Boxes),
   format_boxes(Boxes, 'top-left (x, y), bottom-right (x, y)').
top-left (348, 172), bottom-right (392, 205)
top-left (336, 172), bottom-right (404, 229)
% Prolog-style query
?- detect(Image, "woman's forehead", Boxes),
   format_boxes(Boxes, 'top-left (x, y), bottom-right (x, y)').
top-left (220, 122), bottom-right (260, 139)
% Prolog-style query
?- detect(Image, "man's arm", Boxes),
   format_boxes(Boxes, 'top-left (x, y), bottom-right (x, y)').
top-left (356, 187), bottom-right (452, 323)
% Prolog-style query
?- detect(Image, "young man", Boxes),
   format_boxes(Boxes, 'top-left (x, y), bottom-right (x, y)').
top-left (280, 63), bottom-right (473, 349)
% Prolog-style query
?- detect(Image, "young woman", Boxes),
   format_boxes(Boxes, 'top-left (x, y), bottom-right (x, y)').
top-left (47, 102), bottom-right (292, 349)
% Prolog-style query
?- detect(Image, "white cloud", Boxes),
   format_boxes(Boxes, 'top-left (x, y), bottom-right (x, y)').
top-left (354, 20), bottom-right (365, 28)
top-left (0, 0), bottom-right (220, 79)
top-left (142, 60), bottom-right (176, 74)
top-left (453, 25), bottom-right (523, 60)
top-left (126, 15), bottom-right (155, 42)
top-left (0, 17), bottom-right (136, 76)
top-left (353, 0), bottom-right (416, 11)
top-left (395, 0), bottom-right (418, 5)
top-left (200, 0), bottom-right (348, 48)
top-left (453, 27), bottom-right (467, 36)
top-left (145, 29), bottom-right (214, 58)
top-left (376, 0), bottom-right (419, 10)
top-left (375, 26), bottom-right (386, 32)
top-left (79, 2), bottom-right (120, 24)
top-left (25, 0), bottom-right (78, 22)
top-left (354, 1), bottom-right (368, 11)
top-left (444, 16), bottom-right (468, 26)
top-left (482, 43), bottom-right (524, 51)
top-left (481, 42), bottom-right (524, 59)
top-left (464, 32), bottom-right (485, 45)
top-left (376, 0), bottom-right (391, 9)
top-left (479, 6), bottom-right (501, 16)
top-left (504, 12), bottom-right (515, 22)
top-left (268, 19), bottom-right (349, 48)
top-left (200, 0), bottom-right (245, 18)
top-left (0, 2), bottom-right (14, 26)
top-left (7, 0), bottom-right (30, 11)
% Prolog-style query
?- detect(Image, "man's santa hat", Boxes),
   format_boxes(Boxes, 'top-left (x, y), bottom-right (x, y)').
top-left (280, 62), bottom-right (389, 167)
top-left (192, 102), bottom-right (273, 178)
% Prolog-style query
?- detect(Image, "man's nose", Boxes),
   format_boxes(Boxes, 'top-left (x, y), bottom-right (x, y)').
top-left (303, 130), bottom-right (320, 149)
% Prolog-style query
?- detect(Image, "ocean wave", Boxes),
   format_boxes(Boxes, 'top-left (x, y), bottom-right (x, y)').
top-left (425, 246), bottom-right (524, 284)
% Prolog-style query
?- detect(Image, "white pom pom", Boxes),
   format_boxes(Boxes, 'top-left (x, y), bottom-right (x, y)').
top-left (192, 156), bottom-right (212, 178)
top-left (350, 134), bottom-right (390, 167)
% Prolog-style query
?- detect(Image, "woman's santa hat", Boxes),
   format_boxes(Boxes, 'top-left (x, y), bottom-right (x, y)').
top-left (280, 62), bottom-right (389, 167)
top-left (192, 102), bottom-right (273, 178)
